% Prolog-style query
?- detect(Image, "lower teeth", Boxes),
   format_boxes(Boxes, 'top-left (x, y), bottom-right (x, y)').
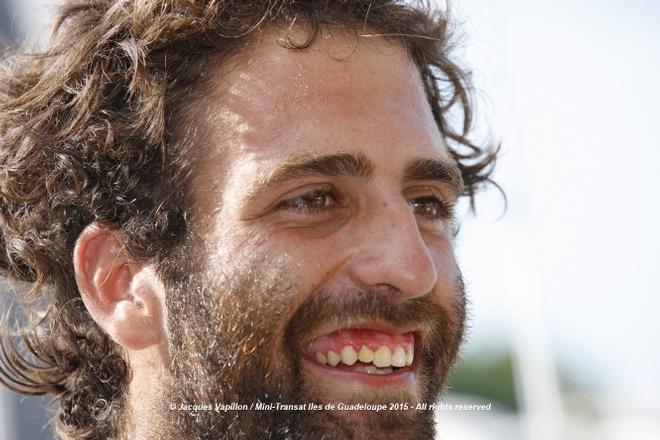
top-left (352, 365), bottom-right (394, 375)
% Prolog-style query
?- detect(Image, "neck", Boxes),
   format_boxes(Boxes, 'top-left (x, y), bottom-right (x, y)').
top-left (121, 346), bottom-right (168, 440)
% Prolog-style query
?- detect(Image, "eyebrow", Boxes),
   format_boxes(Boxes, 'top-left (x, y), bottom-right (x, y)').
top-left (248, 151), bottom-right (464, 198)
top-left (254, 152), bottom-right (374, 189)
top-left (404, 158), bottom-right (464, 197)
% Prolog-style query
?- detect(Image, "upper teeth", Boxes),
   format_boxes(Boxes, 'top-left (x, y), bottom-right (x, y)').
top-left (327, 350), bottom-right (341, 367)
top-left (392, 346), bottom-right (407, 368)
top-left (315, 345), bottom-right (413, 369)
top-left (358, 345), bottom-right (374, 363)
top-left (340, 346), bottom-right (358, 366)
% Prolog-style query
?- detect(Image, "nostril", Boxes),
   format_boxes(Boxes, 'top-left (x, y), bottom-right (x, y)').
top-left (370, 283), bottom-right (398, 295)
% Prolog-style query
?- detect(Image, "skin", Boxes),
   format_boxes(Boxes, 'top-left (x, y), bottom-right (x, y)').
top-left (73, 28), bottom-right (466, 439)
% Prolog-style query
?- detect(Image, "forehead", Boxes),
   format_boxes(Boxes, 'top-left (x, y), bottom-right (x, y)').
top-left (200, 27), bottom-right (445, 161)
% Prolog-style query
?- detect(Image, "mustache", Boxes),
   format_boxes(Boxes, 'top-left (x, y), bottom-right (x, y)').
top-left (283, 283), bottom-right (466, 353)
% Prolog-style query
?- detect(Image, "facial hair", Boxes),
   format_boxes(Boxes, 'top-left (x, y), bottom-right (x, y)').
top-left (155, 253), bottom-right (467, 440)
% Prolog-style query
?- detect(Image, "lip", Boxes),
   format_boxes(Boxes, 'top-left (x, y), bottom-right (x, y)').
top-left (300, 321), bottom-right (424, 387)
top-left (301, 320), bottom-right (426, 349)
top-left (303, 355), bottom-right (418, 386)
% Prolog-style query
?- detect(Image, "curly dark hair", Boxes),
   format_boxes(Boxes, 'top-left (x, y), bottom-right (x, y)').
top-left (0, 0), bottom-right (498, 438)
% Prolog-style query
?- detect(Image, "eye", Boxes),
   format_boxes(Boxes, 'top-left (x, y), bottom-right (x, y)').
top-left (409, 196), bottom-right (453, 220)
top-left (276, 188), bottom-right (338, 213)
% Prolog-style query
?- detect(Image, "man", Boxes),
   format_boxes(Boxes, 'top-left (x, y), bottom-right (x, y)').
top-left (0, 0), bottom-right (497, 438)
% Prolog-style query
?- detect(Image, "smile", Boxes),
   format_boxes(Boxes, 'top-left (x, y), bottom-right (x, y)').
top-left (302, 325), bottom-right (420, 385)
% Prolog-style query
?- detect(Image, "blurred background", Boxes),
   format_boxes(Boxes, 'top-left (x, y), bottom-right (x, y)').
top-left (1, 0), bottom-right (659, 439)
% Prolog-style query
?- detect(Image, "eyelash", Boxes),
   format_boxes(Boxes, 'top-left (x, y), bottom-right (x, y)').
top-left (275, 187), bottom-right (340, 214)
top-left (276, 187), bottom-right (455, 221)
top-left (408, 196), bottom-right (455, 221)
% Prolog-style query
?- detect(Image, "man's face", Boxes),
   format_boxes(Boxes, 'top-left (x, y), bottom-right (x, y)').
top-left (160, 30), bottom-right (466, 439)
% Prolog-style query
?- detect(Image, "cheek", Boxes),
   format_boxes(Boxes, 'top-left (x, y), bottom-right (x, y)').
top-left (209, 223), bottom-right (342, 301)
top-left (277, 235), bottom-right (345, 297)
top-left (251, 223), bottom-right (347, 274)
top-left (202, 220), bottom-right (273, 271)
top-left (432, 238), bottom-right (457, 272)
top-left (427, 237), bottom-right (460, 296)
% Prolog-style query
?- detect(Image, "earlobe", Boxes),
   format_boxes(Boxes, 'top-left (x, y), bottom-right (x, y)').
top-left (73, 223), bottom-right (166, 351)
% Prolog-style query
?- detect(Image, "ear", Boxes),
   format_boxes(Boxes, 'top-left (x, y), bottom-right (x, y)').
top-left (73, 223), bottom-right (166, 351)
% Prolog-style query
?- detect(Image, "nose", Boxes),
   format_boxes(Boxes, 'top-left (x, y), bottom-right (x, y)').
top-left (346, 199), bottom-right (438, 300)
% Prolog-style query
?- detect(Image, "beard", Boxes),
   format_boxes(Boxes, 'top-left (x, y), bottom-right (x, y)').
top-left (153, 249), bottom-right (467, 440)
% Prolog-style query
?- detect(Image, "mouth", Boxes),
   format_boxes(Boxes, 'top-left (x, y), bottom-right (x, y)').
top-left (301, 323), bottom-right (421, 386)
